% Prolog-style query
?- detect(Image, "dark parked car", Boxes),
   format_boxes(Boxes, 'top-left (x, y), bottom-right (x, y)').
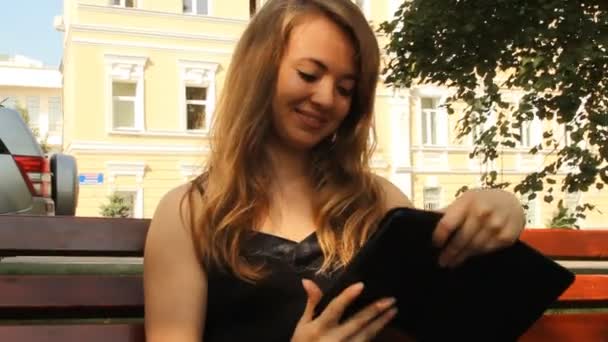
top-left (0, 107), bottom-right (78, 215)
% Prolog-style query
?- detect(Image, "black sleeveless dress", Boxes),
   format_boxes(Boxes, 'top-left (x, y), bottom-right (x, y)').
top-left (203, 232), bottom-right (340, 342)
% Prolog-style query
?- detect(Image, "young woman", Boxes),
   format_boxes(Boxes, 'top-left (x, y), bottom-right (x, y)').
top-left (144, 0), bottom-right (526, 341)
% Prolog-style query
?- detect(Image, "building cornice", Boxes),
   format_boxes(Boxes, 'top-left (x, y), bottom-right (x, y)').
top-left (72, 37), bottom-right (234, 56)
top-left (66, 140), bottom-right (210, 155)
top-left (77, 3), bottom-right (249, 25)
top-left (70, 23), bottom-right (239, 44)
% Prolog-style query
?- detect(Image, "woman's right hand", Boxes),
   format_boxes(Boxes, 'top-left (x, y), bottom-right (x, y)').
top-left (291, 279), bottom-right (398, 342)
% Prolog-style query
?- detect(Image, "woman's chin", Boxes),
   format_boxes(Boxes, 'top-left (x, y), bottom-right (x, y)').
top-left (283, 136), bottom-right (324, 152)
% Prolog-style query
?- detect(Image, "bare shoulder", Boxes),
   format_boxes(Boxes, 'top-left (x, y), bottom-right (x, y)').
top-left (145, 181), bottom-right (203, 267)
top-left (144, 182), bottom-right (204, 262)
top-left (153, 183), bottom-right (201, 228)
top-left (144, 182), bottom-right (208, 341)
top-left (372, 174), bottom-right (414, 211)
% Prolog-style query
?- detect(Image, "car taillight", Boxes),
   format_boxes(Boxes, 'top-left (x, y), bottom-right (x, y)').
top-left (13, 155), bottom-right (52, 198)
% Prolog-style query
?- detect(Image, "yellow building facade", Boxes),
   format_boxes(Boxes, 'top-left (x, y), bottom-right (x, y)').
top-left (58, 0), bottom-right (606, 228)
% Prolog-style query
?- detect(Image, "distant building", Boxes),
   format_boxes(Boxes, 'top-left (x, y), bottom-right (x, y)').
top-left (55, 0), bottom-right (605, 228)
top-left (0, 54), bottom-right (63, 151)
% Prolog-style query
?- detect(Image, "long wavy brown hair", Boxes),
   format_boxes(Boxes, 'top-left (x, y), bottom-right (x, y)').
top-left (183, 0), bottom-right (385, 281)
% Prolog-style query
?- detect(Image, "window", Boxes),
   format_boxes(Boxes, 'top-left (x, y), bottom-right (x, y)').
top-left (111, 0), bottom-right (136, 8)
top-left (26, 96), bottom-right (40, 130)
top-left (470, 108), bottom-right (496, 145)
top-left (186, 86), bottom-right (208, 130)
top-left (114, 190), bottom-right (136, 218)
top-left (563, 124), bottom-right (572, 147)
top-left (420, 97), bottom-right (440, 145)
top-left (105, 55), bottom-right (146, 132)
top-left (423, 187), bottom-right (441, 211)
top-left (564, 191), bottom-right (581, 213)
top-left (522, 194), bottom-right (539, 227)
top-left (106, 161), bottom-right (145, 218)
top-left (179, 60), bottom-right (219, 133)
top-left (471, 113), bottom-right (485, 144)
top-left (1, 96), bottom-right (16, 109)
top-left (48, 96), bottom-right (62, 133)
top-left (519, 121), bottom-right (532, 147)
top-left (112, 82), bottom-right (137, 129)
top-left (183, 0), bottom-right (208, 15)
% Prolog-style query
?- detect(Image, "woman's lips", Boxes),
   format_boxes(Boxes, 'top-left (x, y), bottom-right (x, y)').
top-left (295, 108), bottom-right (326, 130)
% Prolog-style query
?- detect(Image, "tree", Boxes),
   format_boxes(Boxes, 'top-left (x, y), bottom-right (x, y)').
top-left (100, 193), bottom-right (133, 218)
top-left (379, 0), bottom-right (607, 225)
top-left (547, 200), bottom-right (578, 229)
top-left (1, 99), bottom-right (51, 154)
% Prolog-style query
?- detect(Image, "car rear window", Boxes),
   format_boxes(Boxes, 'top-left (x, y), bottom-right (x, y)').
top-left (0, 139), bottom-right (9, 154)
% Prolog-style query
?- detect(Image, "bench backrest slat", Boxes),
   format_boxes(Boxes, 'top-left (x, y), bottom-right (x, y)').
top-left (0, 275), bottom-right (143, 319)
top-left (521, 313), bottom-right (608, 341)
top-left (0, 324), bottom-right (145, 342)
top-left (0, 215), bottom-right (149, 257)
top-left (521, 229), bottom-right (608, 260)
top-left (559, 274), bottom-right (608, 304)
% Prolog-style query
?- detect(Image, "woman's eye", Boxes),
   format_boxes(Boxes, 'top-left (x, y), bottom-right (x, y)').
top-left (297, 70), bottom-right (317, 83)
top-left (338, 87), bottom-right (354, 97)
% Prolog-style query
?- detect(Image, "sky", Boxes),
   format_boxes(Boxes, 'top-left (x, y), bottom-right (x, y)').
top-left (0, 1), bottom-right (64, 66)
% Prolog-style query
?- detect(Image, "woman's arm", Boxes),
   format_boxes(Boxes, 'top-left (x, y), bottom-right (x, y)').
top-left (144, 184), bottom-right (208, 342)
top-left (373, 175), bottom-right (525, 268)
top-left (373, 175), bottom-right (414, 210)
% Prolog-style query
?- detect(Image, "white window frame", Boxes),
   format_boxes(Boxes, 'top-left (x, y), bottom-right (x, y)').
top-left (563, 124), bottom-right (572, 147)
top-left (412, 87), bottom-right (449, 147)
top-left (26, 96), bottom-right (41, 130)
top-left (105, 55), bottom-right (147, 133)
top-left (564, 191), bottom-right (581, 213)
top-left (185, 86), bottom-right (209, 131)
top-left (521, 194), bottom-right (540, 227)
top-left (47, 96), bottom-right (62, 133)
top-left (106, 161), bottom-right (146, 219)
top-left (183, 0), bottom-right (210, 15)
top-left (419, 97), bottom-right (442, 146)
top-left (178, 60), bottom-right (219, 134)
top-left (110, 0), bottom-right (137, 8)
top-left (469, 108), bottom-right (496, 146)
top-left (1, 95), bottom-right (17, 109)
top-left (519, 120), bottom-right (533, 148)
top-left (113, 189), bottom-right (138, 218)
top-left (423, 186), bottom-right (442, 211)
top-left (509, 98), bottom-right (540, 149)
top-left (111, 81), bottom-right (138, 130)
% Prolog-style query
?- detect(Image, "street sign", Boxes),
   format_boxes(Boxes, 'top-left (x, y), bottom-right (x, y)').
top-left (79, 173), bottom-right (104, 185)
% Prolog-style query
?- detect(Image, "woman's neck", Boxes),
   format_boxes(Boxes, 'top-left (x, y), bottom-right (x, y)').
top-left (265, 138), bottom-right (311, 192)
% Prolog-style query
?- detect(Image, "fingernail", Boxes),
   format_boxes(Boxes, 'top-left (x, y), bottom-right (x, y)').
top-left (352, 282), bottom-right (365, 292)
top-left (301, 279), bottom-right (311, 289)
top-left (377, 297), bottom-right (396, 309)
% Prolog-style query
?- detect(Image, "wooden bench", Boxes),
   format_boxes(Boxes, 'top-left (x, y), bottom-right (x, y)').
top-left (0, 215), bottom-right (148, 342)
top-left (0, 215), bottom-right (606, 341)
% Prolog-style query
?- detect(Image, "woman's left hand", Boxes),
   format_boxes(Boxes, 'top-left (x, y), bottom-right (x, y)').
top-left (432, 188), bottom-right (526, 268)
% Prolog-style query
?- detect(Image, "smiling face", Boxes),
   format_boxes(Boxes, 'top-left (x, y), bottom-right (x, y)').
top-left (270, 14), bottom-right (357, 151)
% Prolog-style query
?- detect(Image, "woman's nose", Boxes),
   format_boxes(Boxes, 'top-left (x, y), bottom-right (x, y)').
top-left (310, 78), bottom-right (335, 110)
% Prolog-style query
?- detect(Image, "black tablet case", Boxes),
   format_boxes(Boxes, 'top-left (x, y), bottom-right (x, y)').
top-left (314, 207), bottom-right (575, 341)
